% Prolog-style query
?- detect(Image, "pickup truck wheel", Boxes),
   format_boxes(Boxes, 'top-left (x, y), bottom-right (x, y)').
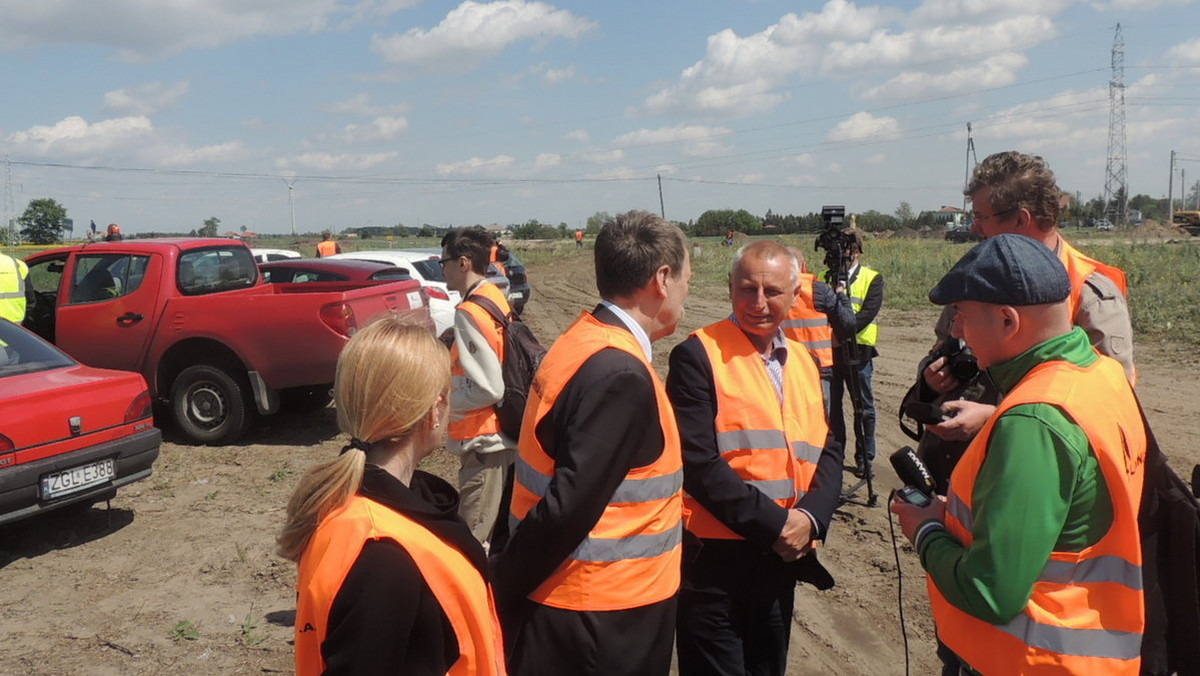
top-left (171, 364), bottom-right (251, 445)
top-left (280, 384), bottom-right (334, 413)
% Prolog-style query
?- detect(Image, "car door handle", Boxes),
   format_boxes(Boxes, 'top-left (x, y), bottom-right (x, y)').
top-left (116, 312), bottom-right (144, 326)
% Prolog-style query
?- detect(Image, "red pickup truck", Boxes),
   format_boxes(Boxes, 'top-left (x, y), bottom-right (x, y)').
top-left (22, 238), bottom-right (432, 445)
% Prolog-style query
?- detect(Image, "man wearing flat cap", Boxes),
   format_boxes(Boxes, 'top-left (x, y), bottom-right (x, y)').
top-left (891, 234), bottom-right (1147, 676)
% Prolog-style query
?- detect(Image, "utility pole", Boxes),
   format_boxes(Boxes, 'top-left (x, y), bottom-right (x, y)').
top-left (1169, 150), bottom-right (1176, 220)
top-left (1102, 23), bottom-right (1128, 226)
top-left (283, 178), bottom-right (297, 236)
top-left (657, 174), bottom-right (665, 220)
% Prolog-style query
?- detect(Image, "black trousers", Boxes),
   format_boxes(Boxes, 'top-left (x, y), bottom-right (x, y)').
top-left (506, 596), bottom-right (676, 676)
top-left (676, 539), bottom-right (796, 676)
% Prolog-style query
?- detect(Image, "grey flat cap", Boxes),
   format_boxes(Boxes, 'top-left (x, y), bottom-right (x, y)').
top-left (929, 234), bottom-right (1070, 306)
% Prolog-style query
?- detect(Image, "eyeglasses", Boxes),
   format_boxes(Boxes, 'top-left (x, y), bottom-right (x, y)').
top-left (438, 256), bottom-right (457, 267)
top-left (971, 207), bottom-right (1018, 224)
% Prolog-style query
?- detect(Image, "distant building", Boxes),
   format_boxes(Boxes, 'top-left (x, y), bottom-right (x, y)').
top-left (918, 206), bottom-right (967, 230)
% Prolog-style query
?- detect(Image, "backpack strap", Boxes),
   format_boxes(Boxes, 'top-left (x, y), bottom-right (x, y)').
top-left (466, 293), bottom-right (511, 328)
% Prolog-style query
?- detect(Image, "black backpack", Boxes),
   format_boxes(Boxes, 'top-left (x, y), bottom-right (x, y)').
top-left (1137, 403), bottom-right (1200, 676)
top-left (465, 295), bottom-right (546, 442)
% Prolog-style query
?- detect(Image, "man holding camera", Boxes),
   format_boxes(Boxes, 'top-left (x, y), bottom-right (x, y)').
top-left (667, 241), bottom-right (843, 676)
top-left (892, 234), bottom-right (1146, 675)
top-left (911, 151), bottom-right (1134, 494)
top-left (828, 229), bottom-right (884, 479)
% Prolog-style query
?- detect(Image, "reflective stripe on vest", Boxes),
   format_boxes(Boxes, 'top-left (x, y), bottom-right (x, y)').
top-left (449, 282), bottom-right (511, 441)
top-left (782, 274), bottom-right (834, 367)
top-left (929, 356), bottom-right (1146, 674)
top-left (847, 266), bottom-right (878, 346)
top-left (295, 495), bottom-right (507, 676)
top-left (508, 311), bottom-right (682, 611)
top-left (683, 319), bottom-right (828, 540)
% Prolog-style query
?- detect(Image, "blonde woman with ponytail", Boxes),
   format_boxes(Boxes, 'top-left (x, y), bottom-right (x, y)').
top-left (279, 318), bottom-right (507, 676)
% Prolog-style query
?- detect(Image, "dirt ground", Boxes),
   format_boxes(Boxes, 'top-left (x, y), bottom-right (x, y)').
top-left (3, 246), bottom-right (1197, 675)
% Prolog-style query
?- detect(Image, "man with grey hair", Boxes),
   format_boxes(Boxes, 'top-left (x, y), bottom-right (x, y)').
top-left (493, 210), bottom-right (691, 676)
top-left (667, 240), bottom-right (842, 676)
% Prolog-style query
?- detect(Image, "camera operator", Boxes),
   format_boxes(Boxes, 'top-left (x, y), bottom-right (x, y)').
top-left (827, 227), bottom-right (884, 479)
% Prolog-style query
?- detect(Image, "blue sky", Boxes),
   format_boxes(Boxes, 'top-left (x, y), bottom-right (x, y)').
top-left (2, 0), bottom-right (1198, 235)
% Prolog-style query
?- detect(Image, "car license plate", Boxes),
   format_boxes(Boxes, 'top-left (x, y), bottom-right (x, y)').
top-left (40, 458), bottom-right (115, 500)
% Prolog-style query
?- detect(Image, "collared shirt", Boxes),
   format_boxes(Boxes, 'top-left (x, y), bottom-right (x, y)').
top-left (729, 314), bottom-right (788, 404)
top-left (599, 300), bottom-right (652, 361)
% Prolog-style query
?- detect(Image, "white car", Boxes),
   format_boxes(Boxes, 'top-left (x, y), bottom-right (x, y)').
top-left (249, 247), bottom-right (302, 263)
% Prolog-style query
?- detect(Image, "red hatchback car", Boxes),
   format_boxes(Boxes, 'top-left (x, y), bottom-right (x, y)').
top-left (0, 320), bottom-right (161, 525)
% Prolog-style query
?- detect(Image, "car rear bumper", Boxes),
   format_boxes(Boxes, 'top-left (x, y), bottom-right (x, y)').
top-left (0, 427), bottom-right (162, 525)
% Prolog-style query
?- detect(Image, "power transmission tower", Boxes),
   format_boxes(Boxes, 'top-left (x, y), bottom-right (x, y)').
top-left (1102, 23), bottom-right (1128, 226)
top-left (3, 157), bottom-right (16, 247)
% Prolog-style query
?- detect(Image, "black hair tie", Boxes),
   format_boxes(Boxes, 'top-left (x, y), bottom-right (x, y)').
top-left (341, 437), bottom-right (373, 455)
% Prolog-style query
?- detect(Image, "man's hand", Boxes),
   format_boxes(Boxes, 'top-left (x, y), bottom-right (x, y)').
top-left (889, 493), bottom-right (947, 544)
top-left (922, 355), bottom-right (960, 394)
top-left (925, 400), bottom-right (996, 441)
top-left (772, 509), bottom-right (815, 562)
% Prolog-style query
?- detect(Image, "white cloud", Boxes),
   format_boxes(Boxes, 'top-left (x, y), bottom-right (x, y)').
top-left (587, 166), bottom-right (635, 180)
top-left (528, 62), bottom-right (578, 85)
top-left (1166, 37), bottom-right (1200, 64)
top-left (860, 53), bottom-right (1028, 101)
top-left (575, 148), bottom-right (624, 164)
top-left (828, 112), bottom-right (901, 141)
top-left (534, 152), bottom-right (561, 169)
top-left (157, 141), bottom-right (251, 166)
top-left (340, 116), bottom-right (410, 143)
top-left (730, 173), bottom-right (766, 183)
top-left (9, 115), bottom-right (154, 155)
top-left (866, 153), bottom-right (886, 165)
top-left (280, 151), bottom-right (399, 171)
top-left (329, 94), bottom-right (411, 117)
top-left (371, 1), bottom-right (597, 74)
top-left (1105, 0), bottom-right (1195, 10)
top-left (793, 153), bottom-right (818, 168)
top-left (612, 125), bottom-right (733, 157)
top-left (103, 81), bottom-right (190, 115)
top-left (435, 154), bottom-right (517, 175)
top-left (0, 0), bottom-right (419, 60)
top-left (563, 129), bottom-right (590, 143)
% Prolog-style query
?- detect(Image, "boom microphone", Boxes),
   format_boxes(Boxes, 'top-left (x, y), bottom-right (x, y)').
top-left (889, 446), bottom-right (936, 498)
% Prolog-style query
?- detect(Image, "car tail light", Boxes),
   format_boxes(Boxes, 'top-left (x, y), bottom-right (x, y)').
top-left (125, 390), bottom-right (154, 422)
top-left (320, 302), bottom-right (359, 337)
top-left (424, 286), bottom-right (450, 301)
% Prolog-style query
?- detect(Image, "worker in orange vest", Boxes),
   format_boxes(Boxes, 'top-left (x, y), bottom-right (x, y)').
top-left (782, 247), bottom-right (856, 418)
top-left (492, 210), bottom-right (689, 676)
top-left (892, 235), bottom-right (1146, 675)
top-left (281, 319), bottom-right (507, 676)
top-left (667, 241), bottom-right (843, 675)
top-left (316, 231), bottom-right (341, 258)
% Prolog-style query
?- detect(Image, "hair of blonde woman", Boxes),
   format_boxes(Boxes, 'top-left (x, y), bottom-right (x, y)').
top-left (276, 318), bottom-right (450, 562)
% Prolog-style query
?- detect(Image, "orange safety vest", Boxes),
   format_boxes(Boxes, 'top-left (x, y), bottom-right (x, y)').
top-left (316, 240), bottom-right (338, 257)
top-left (575, 230), bottom-right (583, 242)
top-left (489, 245), bottom-right (505, 275)
top-left (509, 311), bottom-right (683, 611)
top-left (449, 282), bottom-right (511, 441)
top-left (685, 319), bottom-right (828, 539)
top-left (1058, 237), bottom-right (1128, 320)
top-left (930, 356), bottom-right (1146, 675)
top-left (295, 495), bottom-right (507, 676)
top-left (781, 273), bottom-right (834, 369)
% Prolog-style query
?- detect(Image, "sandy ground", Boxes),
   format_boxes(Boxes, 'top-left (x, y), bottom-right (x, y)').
top-left (2, 246), bottom-right (1197, 675)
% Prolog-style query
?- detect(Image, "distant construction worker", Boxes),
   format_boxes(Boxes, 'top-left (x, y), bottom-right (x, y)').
top-left (575, 229), bottom-right (584, 249)
top-left (105, 223), bottom-right (124, 242)
top-left (0, 250), bottom-right (29, 323)
top-left (316, 232), bottom-right (341, 258)
top-left (490, 240), bottom-right (508, 275)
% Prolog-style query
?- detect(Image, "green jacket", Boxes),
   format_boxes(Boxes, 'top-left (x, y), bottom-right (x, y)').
top-left (917, 327), bottom-right (1113, 624)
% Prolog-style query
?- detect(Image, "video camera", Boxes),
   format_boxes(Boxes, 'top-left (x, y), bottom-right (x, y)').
top-left (813, 205), bottom-right (855, 284)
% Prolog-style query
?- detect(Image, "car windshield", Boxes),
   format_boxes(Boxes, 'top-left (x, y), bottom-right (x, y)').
top-left (410, 259), bottom-right (444, 281)
top-left (0, 321), bottom-right (75, 377)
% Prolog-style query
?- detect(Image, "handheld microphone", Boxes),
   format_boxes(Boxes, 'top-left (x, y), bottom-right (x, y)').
top-left (889, 446), bottom-right (936, 505)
